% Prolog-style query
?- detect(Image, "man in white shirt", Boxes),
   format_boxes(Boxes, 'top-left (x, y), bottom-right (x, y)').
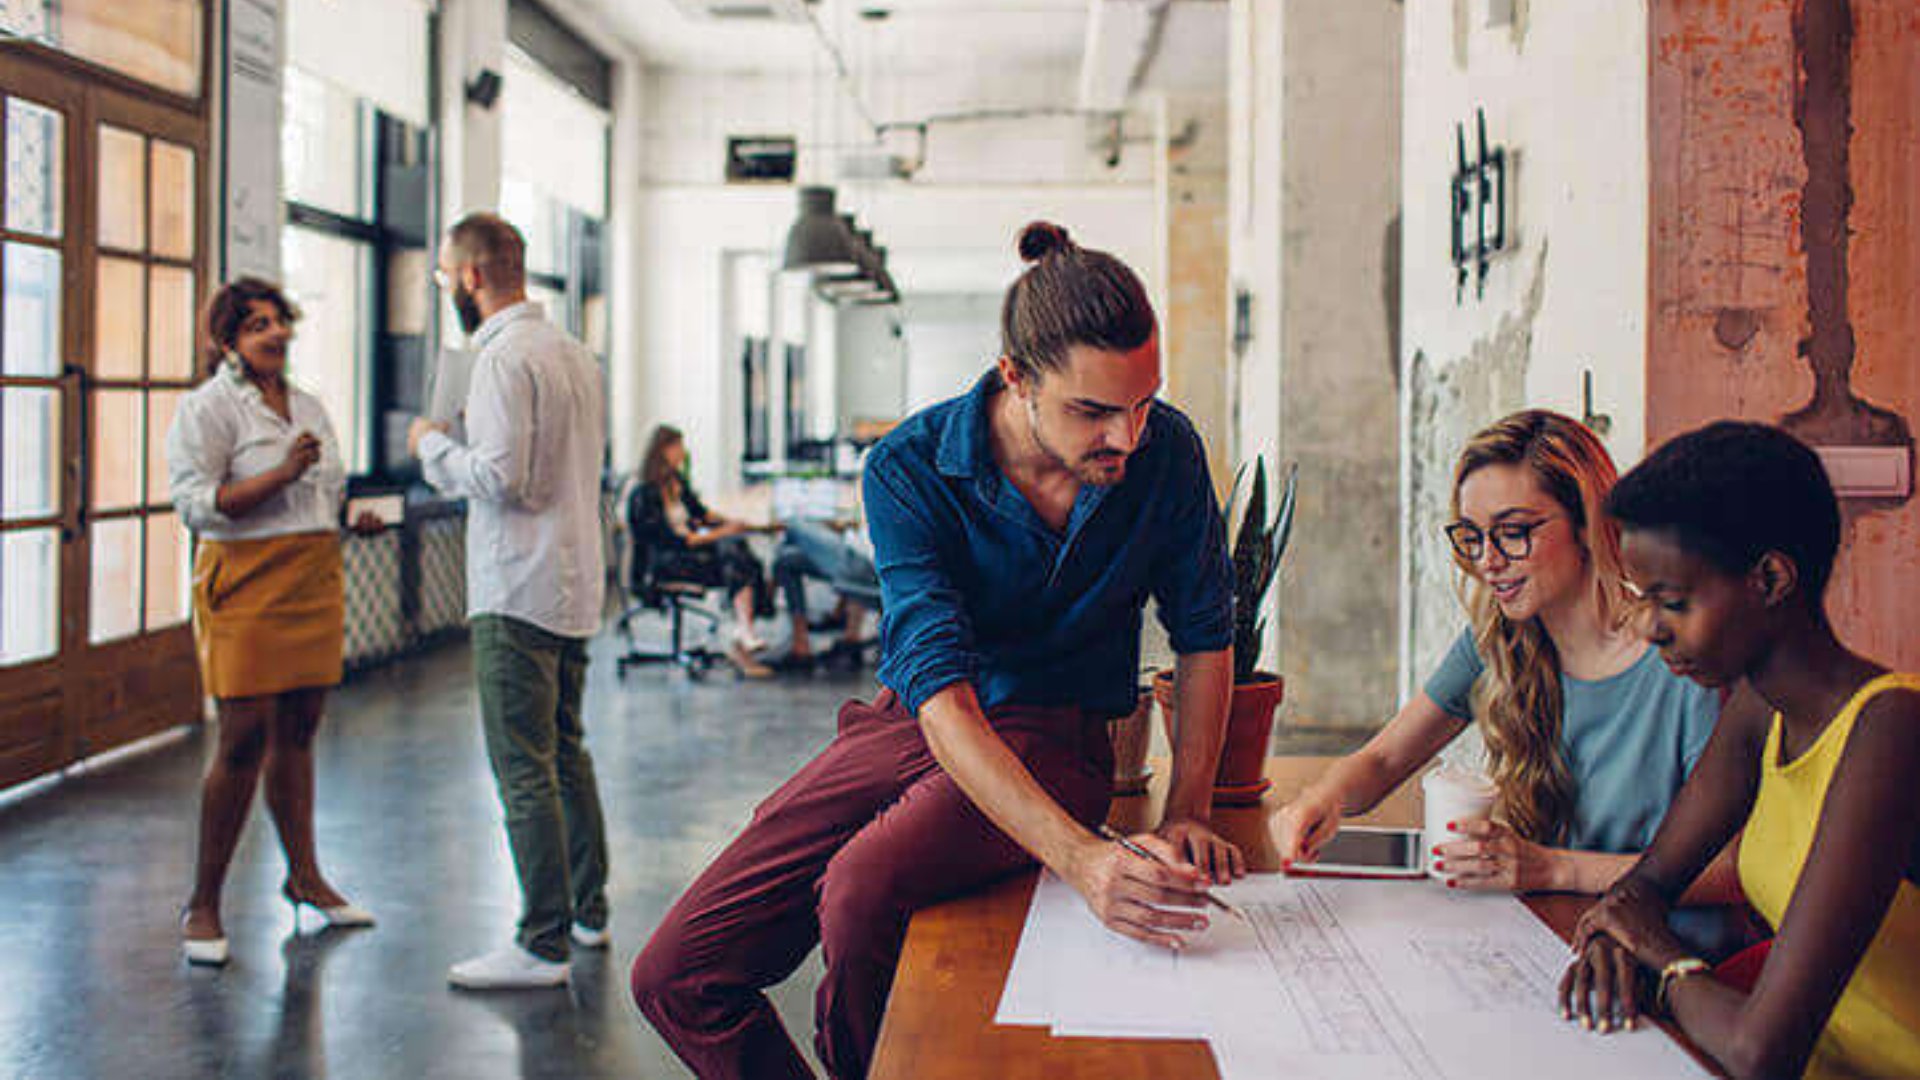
top-left (409, 212), bottom-right (611, 989)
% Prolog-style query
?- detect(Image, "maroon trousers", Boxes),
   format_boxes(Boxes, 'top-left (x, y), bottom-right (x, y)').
top-left (630, 690), bottom-right (1113, 1080)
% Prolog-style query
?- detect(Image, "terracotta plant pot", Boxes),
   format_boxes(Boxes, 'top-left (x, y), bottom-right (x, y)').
top-left (1107, 687), bottom-right (1155, 797)
top-left (1153, 668), bottom-right (1284, 806)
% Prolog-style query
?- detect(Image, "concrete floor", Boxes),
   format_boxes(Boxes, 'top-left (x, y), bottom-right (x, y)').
top-left (0, 630), bottom-right (1368, 1080)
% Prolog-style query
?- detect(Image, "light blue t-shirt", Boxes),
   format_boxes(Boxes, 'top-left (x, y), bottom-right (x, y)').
top-left (1422, 627), bottom-right (1719, 853)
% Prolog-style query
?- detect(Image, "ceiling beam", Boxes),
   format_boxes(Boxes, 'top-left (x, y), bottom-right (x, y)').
top-left (1077, 0), bottom-right (1172, 112)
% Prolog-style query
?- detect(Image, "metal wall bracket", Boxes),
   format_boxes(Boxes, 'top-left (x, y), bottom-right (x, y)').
top-left (1450, 107), bottom-right (1507, 304)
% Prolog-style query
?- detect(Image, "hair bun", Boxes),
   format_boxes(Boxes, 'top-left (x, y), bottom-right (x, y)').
top-left (1017, 221), bottom-right (1073, 263)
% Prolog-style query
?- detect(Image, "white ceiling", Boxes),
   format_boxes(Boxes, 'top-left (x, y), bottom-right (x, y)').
top-left (585, 0), bottom-right (1092, 74)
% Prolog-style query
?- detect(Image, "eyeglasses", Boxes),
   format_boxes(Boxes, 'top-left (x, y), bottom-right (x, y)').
top-left (432, 266), bottom-right (453, 291)
top-left (1444, 516), bottom-right (1559, 562)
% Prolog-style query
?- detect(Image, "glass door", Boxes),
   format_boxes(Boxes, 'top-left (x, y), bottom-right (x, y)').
top-left (0, 46), bottom-right (208, 790)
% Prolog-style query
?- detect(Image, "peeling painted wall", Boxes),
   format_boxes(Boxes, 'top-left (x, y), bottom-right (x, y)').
top-left (1401, 1), bottom-right (1651, 695)
top-left (1648, 0), bottom-right (1920, 671)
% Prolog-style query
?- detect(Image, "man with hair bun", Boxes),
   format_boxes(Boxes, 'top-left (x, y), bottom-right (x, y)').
top-left (633, 221), bottom-right (1244, 1079)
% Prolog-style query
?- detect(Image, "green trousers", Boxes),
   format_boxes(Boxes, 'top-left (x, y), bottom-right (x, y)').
top-left (471, 614), bottom-right (610, 961)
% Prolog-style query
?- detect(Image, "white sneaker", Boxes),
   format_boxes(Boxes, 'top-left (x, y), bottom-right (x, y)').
top-left (732, 626), bottom-right (769, 653)
top-left (447, 944), bottom-right (571, 990)
top-left (570, 922), bottom-right (610, 949)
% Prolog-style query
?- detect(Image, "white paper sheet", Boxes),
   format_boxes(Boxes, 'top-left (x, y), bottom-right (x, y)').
top-left (996, 872), bottom-right (1712, 1080)
top-left (425, 346), bottom-right (473, 441)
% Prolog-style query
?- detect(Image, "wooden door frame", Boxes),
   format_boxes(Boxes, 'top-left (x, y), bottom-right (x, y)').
top-left (0, 57), bottom-right (86, 788)
top-left (0, 21), bottom-right (214, 788)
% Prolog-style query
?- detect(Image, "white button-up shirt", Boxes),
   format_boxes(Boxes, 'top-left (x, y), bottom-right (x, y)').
top-left (420, 302), bottom-right (606, 639)
top-left (165, 360), bottom-right (346, 541)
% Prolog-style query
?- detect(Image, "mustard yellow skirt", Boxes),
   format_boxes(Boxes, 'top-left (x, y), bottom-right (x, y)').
top-left (192, 532), bottom-right (344, 699)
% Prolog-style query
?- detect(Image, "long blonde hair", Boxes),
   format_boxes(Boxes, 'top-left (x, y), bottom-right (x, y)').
top-left (1451, 410), bottom-right (1634, 845)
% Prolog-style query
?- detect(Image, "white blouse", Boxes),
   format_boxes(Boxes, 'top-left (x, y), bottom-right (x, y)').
top-left (165, 359), bottom-right (346, 542)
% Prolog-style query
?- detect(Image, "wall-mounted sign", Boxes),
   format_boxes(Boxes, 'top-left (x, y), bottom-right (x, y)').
top-left (223, 0), bottom-right (282, 280)
top-left (727, 136), bottom-right (797, 184)
top-left (1450, 107), bottom-right (1506, 304)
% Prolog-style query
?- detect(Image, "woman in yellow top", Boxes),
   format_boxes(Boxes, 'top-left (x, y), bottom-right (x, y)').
top-left (1559, 421), bottom-right (1920, 1079)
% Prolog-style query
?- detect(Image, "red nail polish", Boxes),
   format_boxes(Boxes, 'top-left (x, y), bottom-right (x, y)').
top-left (1446, 880), bottom-right (1458, 889)
top-left (1447, 821), bottom-right (1459, 831)
top-left (1435, 861), bottom-right (1447, 872)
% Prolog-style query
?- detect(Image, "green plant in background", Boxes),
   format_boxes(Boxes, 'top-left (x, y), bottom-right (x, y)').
top-left (1226, 458), bottom-right (1299, 684)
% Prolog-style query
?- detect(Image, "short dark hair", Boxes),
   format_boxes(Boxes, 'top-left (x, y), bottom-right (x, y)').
top-left (998, 221), bottom-right (1155, 380)
top-left (202, 276), bottom-right (300, 374)
top-left (446, 211), bottom-right (527, 291)
top-left (1607, 420), bottom-right (1841, 598)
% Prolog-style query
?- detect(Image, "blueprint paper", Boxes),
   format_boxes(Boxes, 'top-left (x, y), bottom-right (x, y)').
top-left (996, 872), bottom-right (1712, 1080)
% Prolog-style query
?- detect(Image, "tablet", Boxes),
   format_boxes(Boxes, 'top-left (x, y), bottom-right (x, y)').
top-left (1288, 826), bottom-right (1426, 879)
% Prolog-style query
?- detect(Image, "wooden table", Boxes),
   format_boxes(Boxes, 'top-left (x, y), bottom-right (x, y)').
top-left (870, 756), bottom-right (1717, 1079)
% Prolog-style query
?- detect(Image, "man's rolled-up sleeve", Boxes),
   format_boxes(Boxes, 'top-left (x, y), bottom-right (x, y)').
top-left (864, 446), bottom-right (979, 714)
top-left (1150, 422), bottom-right (1233, 654)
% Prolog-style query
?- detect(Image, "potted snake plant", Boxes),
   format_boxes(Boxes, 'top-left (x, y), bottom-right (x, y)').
top-left (1154, 458), bottom-right (1298, 805)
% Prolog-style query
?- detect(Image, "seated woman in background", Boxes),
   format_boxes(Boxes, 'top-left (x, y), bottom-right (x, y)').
top-left (629, 424), bottom-right (775, 675)
top-left (1563, 422), bottom-right (1920, 1079)
top-left (1275, 410), bottom-right (1741, 918)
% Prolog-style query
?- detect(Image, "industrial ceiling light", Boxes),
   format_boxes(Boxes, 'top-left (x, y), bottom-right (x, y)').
top-left (841, 247), bottom-right (898, 305)
top-left (817, 227), bottom-right (880, 296)
top-left (782, 186), bottom-right (861, 274)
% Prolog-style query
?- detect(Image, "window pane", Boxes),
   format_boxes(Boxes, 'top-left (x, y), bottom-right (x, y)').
top-left (148, 265), bottom-right (195, 381)
top-left (94, 256), bottom-right (144, 379)
top-left (8, 0), bottom-right (204, 99)
top-left (0, 1), bottom-right (52, 37)
top-left (282, 67), bottom-right (365, 219)
top-left (2, 388), bottom-right (60, 519)
top-left (3, 241), bottom-right (61, 376)
top-left (144, 511), bottom-right (187, 629)
top-left (146, 389), bottom-right (182, 505)
top-left (89, 389), bottom-right (143, 511)
top-left (499, 179), bottom-right (563, 277)
top-left (149, 140), bottom-right (195, 260)
top-left (5, 96), bottom-right (63, 238)
top-left (88, 516), bottom-right (140, 644)
top-left (1, 527), bottom-right (59, 665)
top-left (282, 225), bottom-right (368, 473)
top-left (97, 125), bottom-right (146, 253)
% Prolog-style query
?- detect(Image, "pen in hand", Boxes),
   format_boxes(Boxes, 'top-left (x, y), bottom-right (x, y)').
top-left (1097, 825), bottom-right (1247, 923)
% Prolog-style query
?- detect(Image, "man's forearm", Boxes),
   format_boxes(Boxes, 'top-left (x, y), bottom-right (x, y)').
top-left (1162, 650), bottom-right (1232, 825)
top-left (918, 683), bottom-right (1101, 877)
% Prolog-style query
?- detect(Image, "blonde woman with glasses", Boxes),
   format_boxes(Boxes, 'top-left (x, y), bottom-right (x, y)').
top-left (1275, 410), bottom-right (1744, 916)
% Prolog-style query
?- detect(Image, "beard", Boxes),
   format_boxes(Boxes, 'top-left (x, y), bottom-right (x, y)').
top-left (451, 284), bottom-right (483, 335)
top-left (1026, 398), bottom-right (1128, 486)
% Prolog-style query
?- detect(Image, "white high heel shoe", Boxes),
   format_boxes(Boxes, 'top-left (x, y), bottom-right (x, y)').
top-left (182, 935), bottom-right (230, 966)
top-left (283, 883), bottom-right (377, 932)
top-left (181, 910), bottom-right (229, 966)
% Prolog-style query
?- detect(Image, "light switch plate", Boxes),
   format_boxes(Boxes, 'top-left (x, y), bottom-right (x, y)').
top-left (1813, 445), bottom-right (1912, 499)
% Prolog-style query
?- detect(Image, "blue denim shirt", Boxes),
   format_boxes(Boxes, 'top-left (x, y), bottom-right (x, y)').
top-left (864, 372), bottom-right (1233, 719)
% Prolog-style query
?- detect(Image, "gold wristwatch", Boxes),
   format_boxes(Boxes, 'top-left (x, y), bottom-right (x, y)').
top-left (1656, 956), bottom-right (1710, 1014)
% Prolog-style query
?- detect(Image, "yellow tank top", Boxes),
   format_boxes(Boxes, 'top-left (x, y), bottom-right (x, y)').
top-left (1737, 672), bottom-right (1920, 1079)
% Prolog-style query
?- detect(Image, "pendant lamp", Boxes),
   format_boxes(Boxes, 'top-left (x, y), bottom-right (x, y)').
top-left (782, 186), bottom-right (862, 274)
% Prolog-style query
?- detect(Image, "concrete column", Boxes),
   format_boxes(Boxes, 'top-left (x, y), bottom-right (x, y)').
top-left (1229, 0), bottom-right (1402, 729)
top-left (608, 56), bottom-right (647, 470)
top-left (436, 0), bottom-right (506, 223)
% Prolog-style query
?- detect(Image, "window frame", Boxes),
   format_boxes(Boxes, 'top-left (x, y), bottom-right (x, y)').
top-left (281, 77), bottom-right (434, 484)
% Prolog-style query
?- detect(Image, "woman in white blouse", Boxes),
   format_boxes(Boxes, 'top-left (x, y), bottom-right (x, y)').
top-left (167, 278), bottom-right (380, 966)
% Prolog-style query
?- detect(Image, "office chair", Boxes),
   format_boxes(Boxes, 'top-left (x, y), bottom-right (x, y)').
top-left (615, 497), bottom-right (724, 681)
